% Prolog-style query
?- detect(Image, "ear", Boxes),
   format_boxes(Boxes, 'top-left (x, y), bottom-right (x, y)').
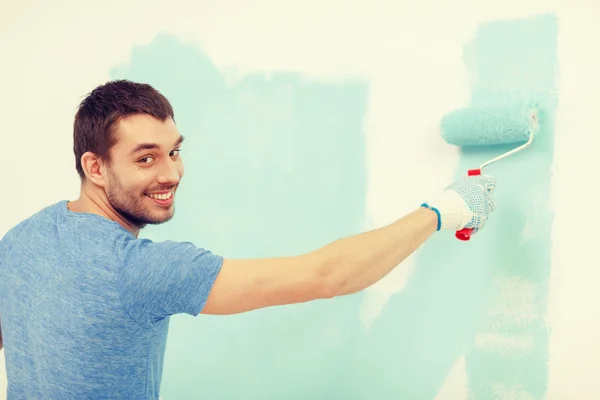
top-left (80, 151), bottom-right (107, 187)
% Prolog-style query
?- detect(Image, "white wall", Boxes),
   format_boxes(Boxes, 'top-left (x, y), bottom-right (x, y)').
top-left (2, 1), bottom-right (600, 398)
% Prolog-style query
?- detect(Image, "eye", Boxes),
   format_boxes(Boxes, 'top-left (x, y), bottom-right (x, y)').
top-left (170, 148), bottom-right (181, 157)
top-left (139, 156), bottom-right (155, 164)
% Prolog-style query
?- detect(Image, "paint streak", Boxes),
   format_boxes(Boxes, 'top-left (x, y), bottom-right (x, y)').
top-left (461, 14), bottom-right (558, 400)
top-left (343, 14), bottom-right (558, 400)
top-left (110, 34), bottom-right (369, 399)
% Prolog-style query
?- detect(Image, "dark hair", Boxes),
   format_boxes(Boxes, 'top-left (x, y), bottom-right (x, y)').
top-left (73, 79), bottom-right (175, 179)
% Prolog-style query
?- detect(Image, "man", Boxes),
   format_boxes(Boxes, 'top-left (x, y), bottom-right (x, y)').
top-left (0, 80), bottom-right (497, 399)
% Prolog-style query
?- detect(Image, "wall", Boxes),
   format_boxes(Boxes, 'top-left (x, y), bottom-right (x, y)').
top-left (1, 1), bottom-right (599, 398)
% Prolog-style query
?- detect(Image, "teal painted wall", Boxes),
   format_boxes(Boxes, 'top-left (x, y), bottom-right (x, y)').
top-left (111, 34), bottom-right (369, 399)
top-left (110, 12), bottom-right (557, 399)
top-left (360, 14), bottom-right (557, 399)
top-left (460, 15), bottom-right (558, 399)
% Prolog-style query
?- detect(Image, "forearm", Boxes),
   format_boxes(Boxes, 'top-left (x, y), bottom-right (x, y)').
top-left (315, 207), bottom-right (438, 297)
top-left (203, 208), bottom-right (436, 315)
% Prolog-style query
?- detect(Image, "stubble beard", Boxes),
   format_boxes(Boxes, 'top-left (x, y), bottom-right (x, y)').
top-left (105, 170), bottom-right (175, 228)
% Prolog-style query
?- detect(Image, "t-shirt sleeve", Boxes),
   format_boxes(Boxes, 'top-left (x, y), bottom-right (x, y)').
top-left (118, 238), bottom-right (224, 324)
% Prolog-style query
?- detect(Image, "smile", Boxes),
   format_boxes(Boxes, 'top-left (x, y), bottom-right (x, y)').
top-left (145, 190), bottom-right (174, 206)
top-left (146, 191), bottom-right (173, 200)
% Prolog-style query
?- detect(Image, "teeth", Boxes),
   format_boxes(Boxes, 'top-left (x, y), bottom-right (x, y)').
top-left (148, 191), bottom-right (172, 200)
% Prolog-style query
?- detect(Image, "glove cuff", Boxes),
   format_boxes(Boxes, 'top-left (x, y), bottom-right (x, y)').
top-left (421, 189), bottom-right (473, 231)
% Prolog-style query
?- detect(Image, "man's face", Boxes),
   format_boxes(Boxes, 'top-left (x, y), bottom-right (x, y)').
top-left (103, 114), bottom-right (184, 228)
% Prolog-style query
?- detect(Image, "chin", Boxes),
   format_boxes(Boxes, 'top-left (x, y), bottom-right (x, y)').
top-left (123, 206), bottom-right (176, 228)
top-left (146, 210), bottom-right (175, 225)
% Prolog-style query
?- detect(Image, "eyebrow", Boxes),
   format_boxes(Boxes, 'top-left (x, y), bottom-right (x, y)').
top-left (130, 135), bottom-right (185, 155)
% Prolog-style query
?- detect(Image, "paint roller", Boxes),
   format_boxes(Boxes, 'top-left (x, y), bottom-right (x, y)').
top-left (440, 102), bottom-right (540, 241)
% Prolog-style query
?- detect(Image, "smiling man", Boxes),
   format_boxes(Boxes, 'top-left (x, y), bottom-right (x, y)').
top-left (69, 108), bottom-right (184, 230)
top-left (0, 80), bottom-right (498, 399)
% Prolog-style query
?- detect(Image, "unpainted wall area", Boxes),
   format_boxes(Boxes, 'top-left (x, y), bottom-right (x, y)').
top-left (1, 2), bottom-right (600, 399)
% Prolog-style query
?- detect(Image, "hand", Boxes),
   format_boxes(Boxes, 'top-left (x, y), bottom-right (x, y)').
top-left (421, 174), bottom-right (497, 234)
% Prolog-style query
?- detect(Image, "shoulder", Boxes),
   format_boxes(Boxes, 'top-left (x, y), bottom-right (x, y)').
top-left (0, 208), bottom-right (38, 254)
top-left (0, 204), bottom-right (52, 265)
top-left (1, 201), bottom-right (66, 241)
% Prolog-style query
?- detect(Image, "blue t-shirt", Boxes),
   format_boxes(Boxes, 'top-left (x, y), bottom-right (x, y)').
top-left (0, 200), bottom-right (223, 399)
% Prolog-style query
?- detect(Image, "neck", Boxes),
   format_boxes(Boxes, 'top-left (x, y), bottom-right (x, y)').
top-left (67, 182), bottom-right (141, 237)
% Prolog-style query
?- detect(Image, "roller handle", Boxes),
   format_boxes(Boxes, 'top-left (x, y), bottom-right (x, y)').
top-left (455, 168), bottom-right (481, 241)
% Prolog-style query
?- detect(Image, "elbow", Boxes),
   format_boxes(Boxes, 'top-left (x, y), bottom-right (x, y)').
top-left (312, 252), bottom-right (346, 300)
top-left (319, 275), bottom-right (338, 299)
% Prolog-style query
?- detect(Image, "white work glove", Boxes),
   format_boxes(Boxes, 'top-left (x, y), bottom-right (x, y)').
top-left (421, 174), bottom-right (497, 234)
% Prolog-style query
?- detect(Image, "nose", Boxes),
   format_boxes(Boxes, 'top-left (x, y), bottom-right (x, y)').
top-left (157, 159), bottom-right (181, 185)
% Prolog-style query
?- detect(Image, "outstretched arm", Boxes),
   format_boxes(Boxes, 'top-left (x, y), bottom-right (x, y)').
top-left (201, 174), bottom-right (497, 315)
top-left (202, 207), bottom-right (437, 315)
